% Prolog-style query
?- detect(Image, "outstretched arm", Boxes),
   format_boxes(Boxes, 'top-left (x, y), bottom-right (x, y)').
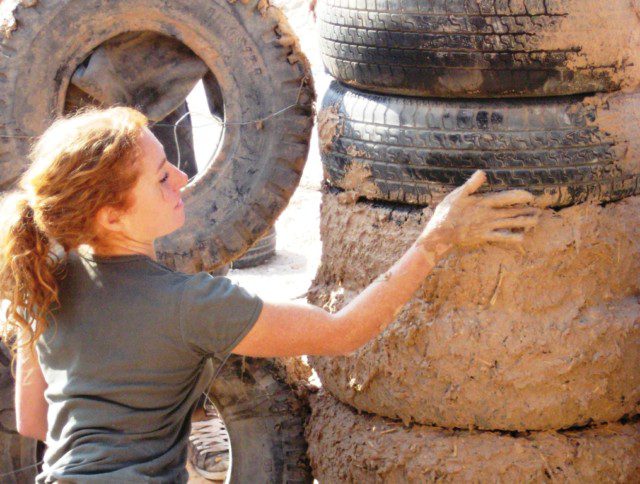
top-left (232, 171), bottom-right (540, 357)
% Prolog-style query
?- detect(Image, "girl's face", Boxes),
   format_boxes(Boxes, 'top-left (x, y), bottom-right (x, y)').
top-left (104, 128), bottom-right (189, 245)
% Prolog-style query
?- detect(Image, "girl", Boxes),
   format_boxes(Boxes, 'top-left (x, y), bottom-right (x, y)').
top-left (1, 107), bottom-right (539, 482)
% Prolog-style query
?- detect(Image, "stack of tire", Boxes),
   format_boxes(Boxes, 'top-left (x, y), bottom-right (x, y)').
top-left (0, 0), bottom-right (315, 481)
top-left (306, 0), bottom-right (640, 481)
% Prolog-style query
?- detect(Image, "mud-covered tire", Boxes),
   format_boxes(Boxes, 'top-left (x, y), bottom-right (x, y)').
top-left (232, 226), bottom-right (277, 269)
top-left (316, 0), bottom-right (640, 98)
top-left (0, 342), bottom-right (37, 483)
top-left (0, 0), bottom-right (314, 272)
top-left (307, 391), bottom-right (640, 483)
top-left (208, 355), bottom-right (312, 483)
top-left (319, 82), bottom-right (640, 208)
top-left (309, 190), bottom-right (640, 431)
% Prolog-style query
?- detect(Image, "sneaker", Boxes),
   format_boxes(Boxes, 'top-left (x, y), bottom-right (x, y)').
top-left (189, 405), bottom-right (230, 481)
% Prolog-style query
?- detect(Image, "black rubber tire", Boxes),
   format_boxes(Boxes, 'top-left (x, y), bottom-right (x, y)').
top-left (208, 355), bottom-right (312, 483)
top-left (319, 82), bottom-right (640, 207)
top-left (316, 0), bottom-right (640, 98)
top-left (232, 226), bottom-right (277, 269)
top-left (0, 0), bottom-right (314, 273)
top-left (0, 342), bottom-right (38, 484)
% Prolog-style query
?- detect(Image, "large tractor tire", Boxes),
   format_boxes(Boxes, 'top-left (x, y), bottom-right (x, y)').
top-left (0, 0), bottom-right (314, 273)
top-left (0, 342), bottom-right (38, 483)
top-left (208, 355), bottom-right (312, 483)
top-left (319, 82), bottom-right (640, 208)
top-left (316, 0), bottom-right (640, 98)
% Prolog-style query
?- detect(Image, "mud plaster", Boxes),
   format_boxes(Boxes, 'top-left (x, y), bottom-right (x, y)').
top-left (317, 104), bottom-right (341, 154)
top-left (537, 0), bottom-right (640, 92)
top-left (275, 356), bottom-right (313, 386)
top-left (257, 0), bottom-right (314, 84)
top-left (583, 91), bottom-right (640, 175)
top-left (340, 155), bottom-right (381, 201)
top-left (306, 391), bottom-right (640, 484)
top-left (309, 191), bottom-right (640, 431)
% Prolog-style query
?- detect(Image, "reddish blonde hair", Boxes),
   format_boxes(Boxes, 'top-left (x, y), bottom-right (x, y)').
top-left (0, 106), bottom-right (148, 352)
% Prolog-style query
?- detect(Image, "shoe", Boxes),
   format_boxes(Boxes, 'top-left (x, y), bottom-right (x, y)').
top-left (189, 404), bottom-right (230, 481)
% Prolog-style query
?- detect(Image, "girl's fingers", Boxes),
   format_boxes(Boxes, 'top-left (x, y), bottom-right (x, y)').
top-left (479, 189), bottom-right (535, 207)
top-left (490, 215), bottom-right (540, 230)
top-left (483, 229), bottom-right (525, 244)
top-left (493, 207), bottom-right (542, 218)
top-left (460, 170), bottom-right (487, 196)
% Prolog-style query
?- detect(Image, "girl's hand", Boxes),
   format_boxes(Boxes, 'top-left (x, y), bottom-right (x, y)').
top-left (232, 170), bottom-right (543, 358)
top-left (417, 171), bottom-right (541, 251)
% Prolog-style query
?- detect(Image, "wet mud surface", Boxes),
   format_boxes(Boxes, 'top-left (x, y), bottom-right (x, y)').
top-left (537, 0), bottom-right (640, 93)
top-left (306, 391), bottom-right (640, 483)
top-left (309, 191), bottom-right (640, 431)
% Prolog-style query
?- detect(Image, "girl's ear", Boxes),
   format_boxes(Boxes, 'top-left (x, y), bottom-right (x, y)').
top-left (95, 205), bottom-right (126, 234)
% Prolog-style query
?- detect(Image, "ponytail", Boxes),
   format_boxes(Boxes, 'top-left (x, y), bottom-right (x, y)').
top-left (0, 106), bottom-right (147, 355)
top-left (0, 191), bottom-right (63, 353)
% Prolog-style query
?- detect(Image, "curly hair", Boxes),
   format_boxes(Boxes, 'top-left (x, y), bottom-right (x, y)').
top-left (0, 106), bottom-right (148, 354)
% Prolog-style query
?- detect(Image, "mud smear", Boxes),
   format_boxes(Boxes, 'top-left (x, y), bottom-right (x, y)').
top-left (317, 104), bottom-right (341, 154)
top-left (309, 191), bottom-right (640, 431)
top-left (340, 158), bottom-right (381, 202)
top-left (259, 0), bottom-right (313, 84)
top-left (583, 91), bottom-right (640, 175)
top-left (537, 0), bottom-right (640, 92)
top-left (307, 391), bottom-right (640, 484)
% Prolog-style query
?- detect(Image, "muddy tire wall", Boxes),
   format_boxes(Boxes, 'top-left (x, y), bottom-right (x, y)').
top-left (308, 190), bottom-right (640, 431)
top-left (0, 0), bottom-right (315, 273)
top-left (317, 0), bottom-right (640, 98)
top-left (306, 391), bottom-right (640, 484)
top-left (319, 82), bottom-right (640, 208)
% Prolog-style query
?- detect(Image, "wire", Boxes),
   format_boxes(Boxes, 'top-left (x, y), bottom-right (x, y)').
top-left (0, 460), bottom-right (44, 478)
top-left (1, 75), bottom-right (310, 171)
top-left (155, 75), bottom-right (309, 170)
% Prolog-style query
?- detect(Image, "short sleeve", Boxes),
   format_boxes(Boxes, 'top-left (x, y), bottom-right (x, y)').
top-left (179, 273), bottom-right (263, 359)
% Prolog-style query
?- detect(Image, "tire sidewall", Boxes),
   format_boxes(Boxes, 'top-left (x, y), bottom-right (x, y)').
top-left (208, 355), bottom-right (311, 483)
top-left (1, 0), bottom-right (314, 270)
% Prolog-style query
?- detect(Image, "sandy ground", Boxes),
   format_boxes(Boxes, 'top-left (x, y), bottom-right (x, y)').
top-left (186, 1), bottom-right (324, 481)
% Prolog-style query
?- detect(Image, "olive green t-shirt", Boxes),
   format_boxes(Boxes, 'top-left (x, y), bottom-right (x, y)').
top-left (35, 250), bottom-right (263, 483)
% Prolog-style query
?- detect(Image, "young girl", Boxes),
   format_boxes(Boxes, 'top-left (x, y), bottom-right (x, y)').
top-left (0, 107), bottom-right (540, 482)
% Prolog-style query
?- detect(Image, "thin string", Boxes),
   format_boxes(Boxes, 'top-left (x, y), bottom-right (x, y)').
top-left (0, 76), bottom-right (308, 176)
top-left (157, 76), bottom-right (308, 170)
top-left (0, 460), bottom-right (44, 478)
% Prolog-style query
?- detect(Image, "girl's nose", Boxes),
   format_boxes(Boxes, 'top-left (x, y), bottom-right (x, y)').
top-left (174, 167), bottom-right (188, 190)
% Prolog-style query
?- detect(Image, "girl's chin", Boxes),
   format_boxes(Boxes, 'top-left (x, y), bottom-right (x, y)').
top-left (160, 213), bottom-right (186, 238)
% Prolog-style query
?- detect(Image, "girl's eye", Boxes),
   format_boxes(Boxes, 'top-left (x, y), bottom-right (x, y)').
top-left (160, 172), bottom-right (169, 184)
